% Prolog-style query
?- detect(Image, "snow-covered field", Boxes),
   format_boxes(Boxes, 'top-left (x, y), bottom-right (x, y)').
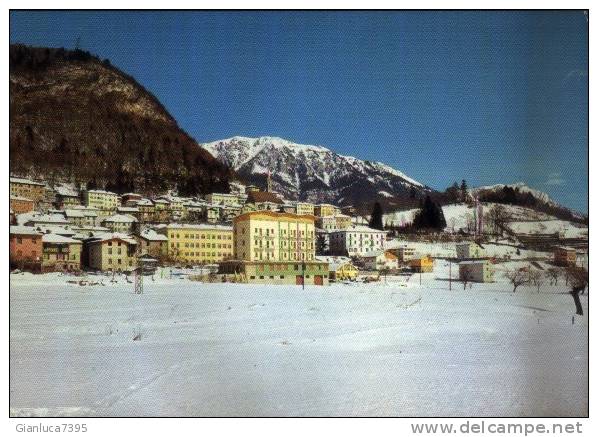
top-left (10, 264), bottom-right (587, 417)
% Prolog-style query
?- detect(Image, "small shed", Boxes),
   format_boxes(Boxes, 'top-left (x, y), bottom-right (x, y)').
top-left (458, 260), bottom-right (494, 283)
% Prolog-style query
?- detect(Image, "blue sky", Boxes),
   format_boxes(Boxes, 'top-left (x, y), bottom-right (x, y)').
top-left (10, 11), bottom-right (588, 212)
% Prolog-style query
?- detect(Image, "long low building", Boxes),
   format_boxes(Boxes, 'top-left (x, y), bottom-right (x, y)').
top-left (219, 260), bottom-right (329, 285)
top-left (163, 223), bottom-right (234, 265)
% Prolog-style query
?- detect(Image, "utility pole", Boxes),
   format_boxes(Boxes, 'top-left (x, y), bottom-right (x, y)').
top-left (134, 264), bottom-right (143, 295)
top-left (302, 260), bottom-right (306, 290)
top-left (449, 259), bottom-right (452, 291)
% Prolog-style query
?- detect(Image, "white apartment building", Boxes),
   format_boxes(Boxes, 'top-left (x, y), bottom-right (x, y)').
top-left (329, 225), bottom-right (386, 257)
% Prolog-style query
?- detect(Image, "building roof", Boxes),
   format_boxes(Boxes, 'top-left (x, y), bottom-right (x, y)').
top-left (42, 233), bottom-right (81, 244)
top-left (55, 185), bottom-right (80, 197)
top-left (10, 177), bottom-right (45, 186)
top-left (458, 260), bottom-right (490, 265)
top-left (315, 256), bottom-right (354, 272)
top-left (138, 229), bottom-right (168, 241)
top-left (10, 195), bottom-right (34, 202)
top-left (165, 223), bottom-right (233, 231)
top-left (64, 209), bottom-right (85, 218)
top-left (102, 214), bottom-right (138, 223)
top-left (555, 246), bottom-right (577, 251)
top-left (331, 225), bottom-right (386, 234)
top-left (208, 192), bottom-right (239, 198)
top-left (247, 191), bottom-right (284, 204)
top-left (86, 189), bottom-right (118, 195)
top-left (137, 198), bottom-right (154, 206)
top-left (10, 225), bottom-right (42, 236)
top-left (361, 250), bottom-right (397, 260)
top-left (89, 232), bottom-right (138, 245)
top-left (23, 213), bottom-right (70, 225)
top-left (35, 225), bottom-right (77, 236)
top-left (234, 210), bottom-right (315, 223)
top-left (117, 206), bottom-right (140, 213)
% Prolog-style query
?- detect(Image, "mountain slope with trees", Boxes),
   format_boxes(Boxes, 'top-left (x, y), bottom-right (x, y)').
top-left (9, 44), bottom-right (231, 196)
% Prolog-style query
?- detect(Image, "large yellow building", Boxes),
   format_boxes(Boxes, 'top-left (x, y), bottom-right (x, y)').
top-left (165, 224), bottom-right (234, 264)
top-left (221, 211), bottom-right (328, 285)
top-left (233, 210), bottom-right (316, 262)
top-left (83, 189), bottom-right (120, 213)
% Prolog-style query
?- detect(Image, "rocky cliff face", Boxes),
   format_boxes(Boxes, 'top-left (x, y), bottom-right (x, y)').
top-left (9, 44), bottom-right (231, 196)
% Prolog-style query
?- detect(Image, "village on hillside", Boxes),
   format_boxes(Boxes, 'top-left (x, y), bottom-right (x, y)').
top-left (10, 173), bottom-right (588, 294)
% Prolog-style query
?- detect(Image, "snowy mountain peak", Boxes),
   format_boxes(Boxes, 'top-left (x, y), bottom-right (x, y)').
top-left (200, 136), bottom-right (429, 209)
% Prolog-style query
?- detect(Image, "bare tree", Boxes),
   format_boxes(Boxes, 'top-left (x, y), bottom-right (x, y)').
top-left (546, 267), bottom-right (561, 286)
top-left (505, 268), bottom-right (529, 293)
top-left (485, 204), bottom-right (510, 235)
top-left (566, 266), bottom-right (588, 316)
top-left (528, 269), bottom-right (545, 293)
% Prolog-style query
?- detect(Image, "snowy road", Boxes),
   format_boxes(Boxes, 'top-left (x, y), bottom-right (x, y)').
top-left (9, 268), bottom-right (588, 417)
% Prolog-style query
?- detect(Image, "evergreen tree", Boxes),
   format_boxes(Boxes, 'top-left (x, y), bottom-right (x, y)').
top-left (445, 181), bottom-right (460, 203)
top-left (316, 232), bottom-right (329, 255)
top-left (369, 202), bottom-right (384, 230)
top-left (460, 179), bottom-right (468, 202)
top-left (413, 195), bottom-right (446, 231)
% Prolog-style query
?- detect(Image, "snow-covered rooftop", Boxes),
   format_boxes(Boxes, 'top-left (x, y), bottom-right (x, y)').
top-left (10, 225), bottom-right (42, 236)
top-left (166, 223), bottom-right (233, 231)
top-left (102, 214), bottom-right (138, 223)
top-left (10, 176), bottom-right (45, 186)
top-left (139, 229), bottom-right (168, 241)
top-left (90, 232), bottom-right (137, 245)
top-left (42, 234), bottom-right (81, 244)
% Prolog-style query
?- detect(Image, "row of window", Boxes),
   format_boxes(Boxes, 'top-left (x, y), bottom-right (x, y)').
top-left (14, 237), bottom-right (39, 244)
top-left (107, 258), bottom-right (133, 265)
top-left (249, 274), bottom-right (318, 280)
top-left (250, 240), bottom-right (313, 248)
top-left (245, 228), bottom-right (314, 237)
top-left (171, 242), bottom-right (232, 249)
top-left (171, 233), bottom-right (232, 240)
top-left (255, 263), bottom-right (325, 272)
top-left (251, 252), bottom-right (314, 261)
top-left (180, 252), bottom-right (228, 258)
